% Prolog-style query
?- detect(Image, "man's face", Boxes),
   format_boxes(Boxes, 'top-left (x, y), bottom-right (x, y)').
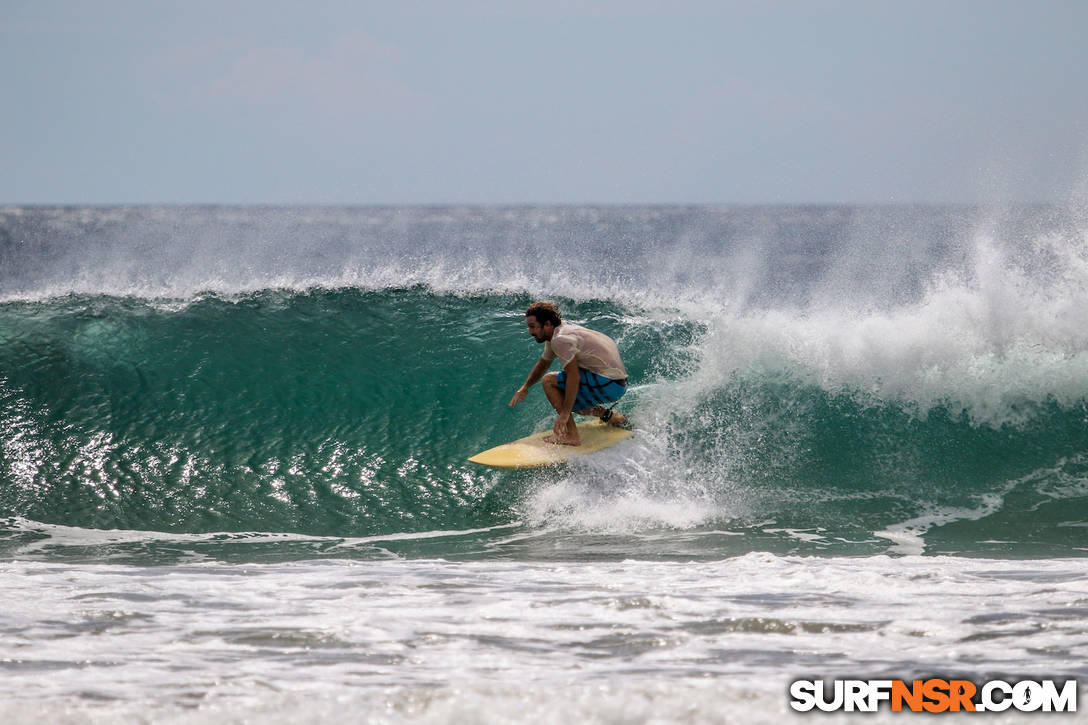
top-left (526, 315), bottom-right (553, 343)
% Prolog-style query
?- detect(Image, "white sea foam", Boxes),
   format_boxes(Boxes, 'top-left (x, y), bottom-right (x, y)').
top-left (0, 554), bottom-right (1084, 723)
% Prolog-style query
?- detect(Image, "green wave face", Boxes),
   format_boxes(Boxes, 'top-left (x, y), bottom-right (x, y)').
top-left (0, 290), bottom-right (685, 534)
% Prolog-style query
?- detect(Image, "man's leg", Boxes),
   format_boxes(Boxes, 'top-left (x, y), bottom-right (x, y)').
top-left (541, 372), bottom-right (581, 445)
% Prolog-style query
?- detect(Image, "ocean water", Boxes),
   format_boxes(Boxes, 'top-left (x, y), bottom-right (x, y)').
top-left (1, 205), bottom-right (1086, 722)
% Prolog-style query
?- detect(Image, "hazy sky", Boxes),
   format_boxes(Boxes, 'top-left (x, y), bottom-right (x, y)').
top-left (3, 0), bottom-right (1086, 204)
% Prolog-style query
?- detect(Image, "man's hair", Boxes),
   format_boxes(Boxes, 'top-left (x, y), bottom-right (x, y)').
top-left (526, 301), bottom-right (561, 327)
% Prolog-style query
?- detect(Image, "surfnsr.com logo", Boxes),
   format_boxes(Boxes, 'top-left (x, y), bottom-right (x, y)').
top-left (789, 679), bottom-right (1077, 713)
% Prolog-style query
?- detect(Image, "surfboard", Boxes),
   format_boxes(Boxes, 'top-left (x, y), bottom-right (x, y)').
top-left (468, 420), bottom-right (633, 469)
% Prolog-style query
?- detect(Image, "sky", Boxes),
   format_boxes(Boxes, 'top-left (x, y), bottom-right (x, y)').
top-left (2, 0), bottom-right (1087, 205)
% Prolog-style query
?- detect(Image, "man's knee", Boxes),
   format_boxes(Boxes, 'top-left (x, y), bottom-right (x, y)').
top-left (542, 371), bottom-right (560, 389)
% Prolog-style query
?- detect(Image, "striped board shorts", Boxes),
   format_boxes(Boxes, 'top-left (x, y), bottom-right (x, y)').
top-left (555, 369), bottom-right (627, 411)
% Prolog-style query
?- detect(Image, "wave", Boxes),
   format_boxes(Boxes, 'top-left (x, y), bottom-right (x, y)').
top-left (1, 286), bottom-right (1086, 557)
top-left (2, 205), bottom-right (1087, 556)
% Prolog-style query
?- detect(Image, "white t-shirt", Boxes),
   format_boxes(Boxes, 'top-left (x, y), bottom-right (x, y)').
top-left (541, 322), bottom-right (628, 380)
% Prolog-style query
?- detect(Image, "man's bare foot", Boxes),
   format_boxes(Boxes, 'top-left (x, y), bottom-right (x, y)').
top-left (543, 433), bottom-right (581, 446)
top-left (604, 411), bottom-right (628, 427)
top-left (580, 405), bottom-right (630, 428)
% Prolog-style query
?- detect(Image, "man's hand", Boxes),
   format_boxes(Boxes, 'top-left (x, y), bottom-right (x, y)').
top-left (509, 386), bottom-right (528, 407)
top-left (553, 412), bottom-right (571, 439)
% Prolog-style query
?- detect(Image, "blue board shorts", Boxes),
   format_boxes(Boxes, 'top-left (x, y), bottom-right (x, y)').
top-left (555, 369), bottom-right (627, 411)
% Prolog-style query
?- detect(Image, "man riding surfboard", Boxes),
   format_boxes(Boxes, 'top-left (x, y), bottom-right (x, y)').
top-left (509, 302), bottom-right (630, 446)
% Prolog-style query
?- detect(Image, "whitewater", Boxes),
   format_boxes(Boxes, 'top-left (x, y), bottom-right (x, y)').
top-left (1, 204), bottom-right (1086, 722)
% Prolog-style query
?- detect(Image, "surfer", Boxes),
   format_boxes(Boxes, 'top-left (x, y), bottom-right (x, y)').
top-left (509, 302), bottom-right (629, 446)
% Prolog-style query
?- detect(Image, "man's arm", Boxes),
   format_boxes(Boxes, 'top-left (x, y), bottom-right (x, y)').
top-left (509, 357), bottom-right (551, 407)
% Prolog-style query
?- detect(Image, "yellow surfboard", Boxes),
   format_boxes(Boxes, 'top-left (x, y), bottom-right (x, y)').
top-left (468, 420), bottom-right (633, 469)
